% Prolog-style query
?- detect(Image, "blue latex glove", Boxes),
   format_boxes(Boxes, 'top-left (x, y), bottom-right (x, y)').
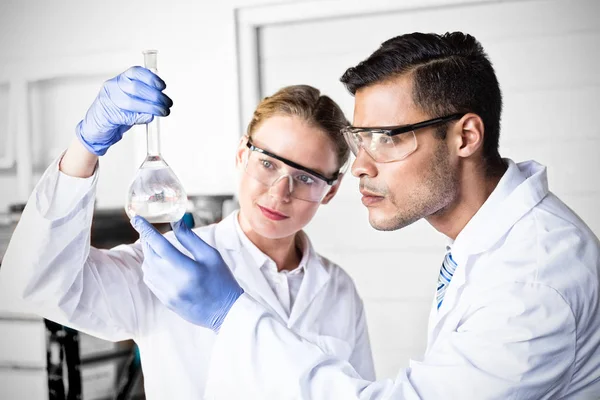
top-left (131, 216), bottom-right (244, 332)
top-left (76, 66), bottom-right (173, 155)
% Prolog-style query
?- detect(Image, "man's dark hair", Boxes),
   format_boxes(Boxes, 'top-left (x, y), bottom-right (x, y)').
top-left (340, 32), bottom-right (503, 168)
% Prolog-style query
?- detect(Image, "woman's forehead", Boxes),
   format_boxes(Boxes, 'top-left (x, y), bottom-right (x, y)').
top-left (251, 115), bottom-right (338, 171)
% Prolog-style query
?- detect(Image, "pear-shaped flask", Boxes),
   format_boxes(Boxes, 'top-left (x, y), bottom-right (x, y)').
top-left (125, 50), bottom-right (187, 223)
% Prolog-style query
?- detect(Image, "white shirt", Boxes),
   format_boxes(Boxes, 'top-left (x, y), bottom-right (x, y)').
top-left (0, 156), bottom-right (376, 400)
top-left (205, 159), bottom-right (600, 399)
top-left (234, 214), bottom-right (307, 317)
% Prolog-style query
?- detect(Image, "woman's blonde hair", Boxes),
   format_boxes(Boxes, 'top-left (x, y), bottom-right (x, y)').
top-left (247, 85), bottom-right (350, 171)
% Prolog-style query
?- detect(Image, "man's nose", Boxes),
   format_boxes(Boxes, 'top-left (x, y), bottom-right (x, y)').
top-left (351, 148), bottom-right (378, 178)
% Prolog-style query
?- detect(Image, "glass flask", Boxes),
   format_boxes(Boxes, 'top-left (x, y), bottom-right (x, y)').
top-left (125, 50), bottom-right (187, 223)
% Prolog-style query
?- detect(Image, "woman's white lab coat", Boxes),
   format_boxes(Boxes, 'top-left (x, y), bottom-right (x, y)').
top-left (203, 159), bottom-right (600, 399)
top-left (0, 157), bottom-right (375, 400)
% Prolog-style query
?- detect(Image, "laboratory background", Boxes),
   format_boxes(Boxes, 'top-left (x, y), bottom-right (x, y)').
top-left (0, 0), bottom-right (599, 398)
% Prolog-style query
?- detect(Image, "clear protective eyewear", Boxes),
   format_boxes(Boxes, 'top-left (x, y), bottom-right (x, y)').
top-left (341, 113), bottom-right (465, 163)
top-left (244, 138), bottom-right (339, 202)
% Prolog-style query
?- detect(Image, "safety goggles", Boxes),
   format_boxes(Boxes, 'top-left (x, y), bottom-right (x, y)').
top-left (341, 113), bottom-right (465, 163)
top-left (244, 138), bottom-right (339, 202)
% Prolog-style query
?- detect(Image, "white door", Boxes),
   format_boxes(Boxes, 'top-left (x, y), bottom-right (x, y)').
top-left (252, 0), bottom-right (600, 379)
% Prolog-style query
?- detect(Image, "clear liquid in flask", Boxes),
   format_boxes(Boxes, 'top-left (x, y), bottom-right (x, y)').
top-left (126, 156), bottom-right (188, 223)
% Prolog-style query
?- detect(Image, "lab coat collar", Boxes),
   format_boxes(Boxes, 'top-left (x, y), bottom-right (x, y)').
top-left (213, 210), bottom-right (330, 326)
top-left (450, 159), bottom-right (549, 267)
top-left (213, 211), bottom-right (244, 252)
top-left (233, 213), bottom-right (270, 270)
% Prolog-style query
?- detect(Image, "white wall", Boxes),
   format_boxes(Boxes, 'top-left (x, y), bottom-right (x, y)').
top-left (0, 0), bottom-right (305, 211)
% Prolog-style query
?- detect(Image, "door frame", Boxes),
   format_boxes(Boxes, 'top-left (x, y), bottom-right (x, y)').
top-left (234, 0), bottom-right (505, 133)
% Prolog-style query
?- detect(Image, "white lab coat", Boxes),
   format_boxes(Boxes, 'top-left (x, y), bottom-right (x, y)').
top-left (0, 157), bottom-right (375, 400)
top-left (205, 159), bottom-right (600, 399)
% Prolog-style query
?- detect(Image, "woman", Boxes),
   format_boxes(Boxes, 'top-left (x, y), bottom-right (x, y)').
top-left (1, 67), bottom-right (375, 399)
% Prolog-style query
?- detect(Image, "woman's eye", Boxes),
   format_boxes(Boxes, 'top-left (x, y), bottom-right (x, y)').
top-left (378, 135), bottom-right (393, 145)
top-left (296, 174), bottom-right (315, 185)
top-left (260, 159), bottom-right (273, 168)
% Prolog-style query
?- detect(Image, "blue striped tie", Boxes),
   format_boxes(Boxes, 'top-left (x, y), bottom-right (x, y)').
top-left (436, 250), bottom-right (458, 309)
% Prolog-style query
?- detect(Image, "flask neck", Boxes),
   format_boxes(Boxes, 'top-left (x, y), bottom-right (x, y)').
top-left (143, 50), bottom-right (161, 158)
top-left (146, 117), bottom-right (161, 157)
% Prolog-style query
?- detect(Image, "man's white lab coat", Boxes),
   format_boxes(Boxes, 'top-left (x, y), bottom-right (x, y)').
top-left (205, 159), bottom-right (600, 399)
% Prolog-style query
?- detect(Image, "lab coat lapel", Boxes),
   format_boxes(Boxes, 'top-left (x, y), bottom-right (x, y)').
top-left (288, 250), bottom-right (330, 328)
top-left (426, 256), bottom-right (469, 351)
top-left (213, 213), bottom-right (289, 322)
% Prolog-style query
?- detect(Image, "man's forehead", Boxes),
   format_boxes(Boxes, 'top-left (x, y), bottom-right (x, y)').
top-left (352, 76), bottom-right (419, 126)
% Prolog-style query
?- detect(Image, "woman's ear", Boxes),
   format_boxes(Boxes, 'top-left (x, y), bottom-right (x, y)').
top-left (235, 135), bottom-right (250, 168)
top-left (320, 173), bottom-right (344, 205)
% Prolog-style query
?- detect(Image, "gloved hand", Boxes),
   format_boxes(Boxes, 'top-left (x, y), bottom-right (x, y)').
top-left (76, 66), bottom-right (173, 156)
top-left (131, 216), bottom-right (244, 332)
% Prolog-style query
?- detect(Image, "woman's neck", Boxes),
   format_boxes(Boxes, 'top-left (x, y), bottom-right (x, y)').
top-left (237, 213), bottom-right (302, 272)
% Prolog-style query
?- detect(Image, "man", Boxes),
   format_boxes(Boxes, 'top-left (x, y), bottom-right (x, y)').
top-left (132, 32), bottom-right (600, 399)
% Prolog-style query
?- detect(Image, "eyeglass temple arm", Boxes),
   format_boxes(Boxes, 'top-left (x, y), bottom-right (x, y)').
top-left (348, 113), bottom-right (466, 135)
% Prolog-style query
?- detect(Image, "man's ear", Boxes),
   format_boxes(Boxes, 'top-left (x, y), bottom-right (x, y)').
top-left (454, 113), bottom-right (485, 159)
top-left (320, 173), bottom-right (344, 205)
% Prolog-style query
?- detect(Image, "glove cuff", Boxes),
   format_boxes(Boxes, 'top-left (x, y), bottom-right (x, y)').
top-left (75, 121), bottom-right (108, 156)
top-left (212, 287), bottom-right (245, 333)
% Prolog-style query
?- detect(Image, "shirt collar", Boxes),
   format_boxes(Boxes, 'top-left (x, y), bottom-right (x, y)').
top-left (450, 159), bottom-right (549, 266)
top-left (232, 210), bottom-right (311, 274)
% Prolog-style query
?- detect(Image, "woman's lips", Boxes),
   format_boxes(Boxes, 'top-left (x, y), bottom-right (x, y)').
top-left (258, 205), bottom-right (289, 221)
